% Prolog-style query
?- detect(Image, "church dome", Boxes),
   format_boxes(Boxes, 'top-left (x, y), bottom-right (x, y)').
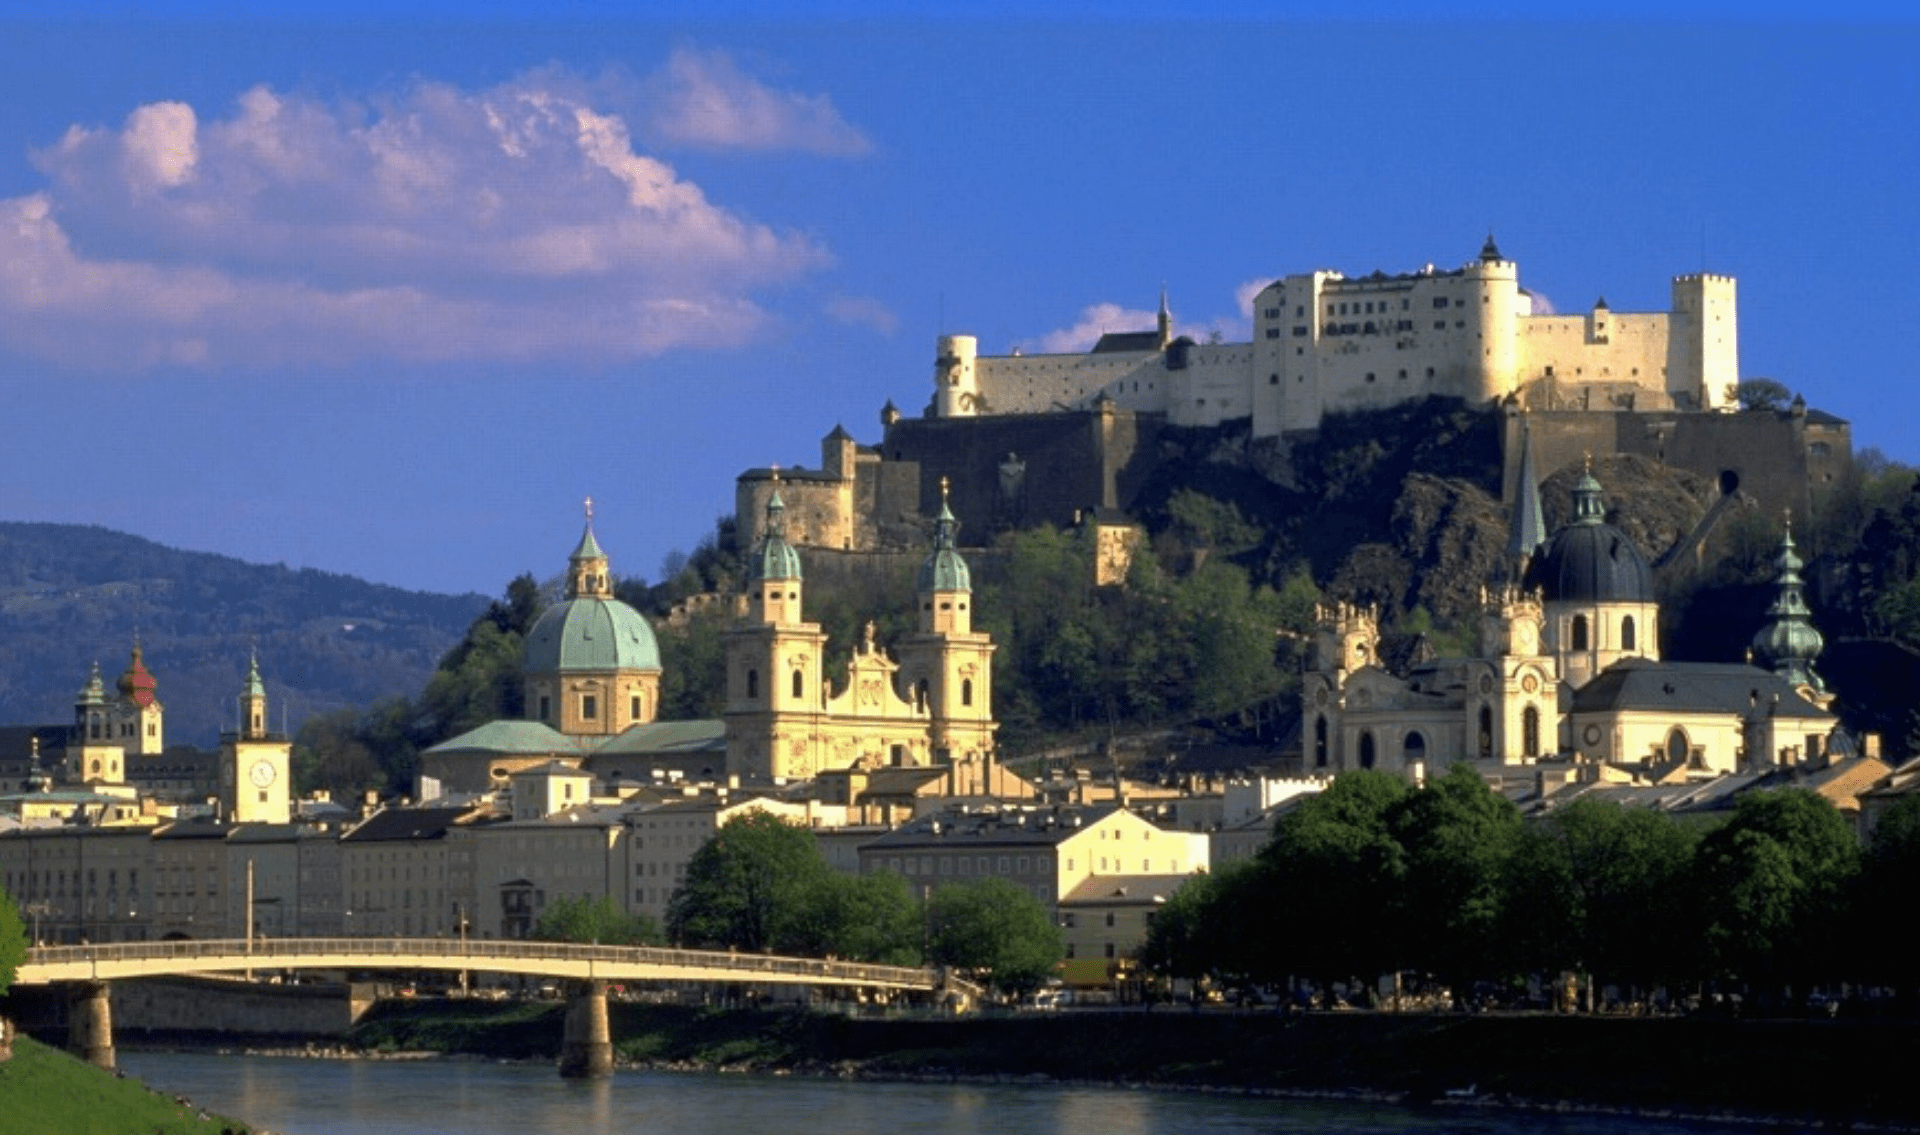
top-left (525, 507), bottom-right (661, 675)
top-left (524, 596), bottom-right (661, 674)
top-left (1525, 470), bottom-right (1654, 604)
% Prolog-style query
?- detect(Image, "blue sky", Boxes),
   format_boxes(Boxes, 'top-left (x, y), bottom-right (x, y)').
top-left (0, 5), bottom-right (1913, 599)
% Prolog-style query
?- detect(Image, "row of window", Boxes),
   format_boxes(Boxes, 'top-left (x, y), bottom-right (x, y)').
top-left (1309, 704), bottom-right (1545, 766)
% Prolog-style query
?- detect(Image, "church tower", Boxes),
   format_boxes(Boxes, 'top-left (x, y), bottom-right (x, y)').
top-left (725, 478), bottom-right (829, 780)
top-left (221, 650), bottom-right (291, 824)
top-left (896, 480), bottom-right (997, 766)
top-left (72, 662), bottom-right (126, 787)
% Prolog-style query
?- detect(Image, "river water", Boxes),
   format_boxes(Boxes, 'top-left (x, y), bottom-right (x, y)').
top-left (117, 1051), bottom-right (1753, 1135)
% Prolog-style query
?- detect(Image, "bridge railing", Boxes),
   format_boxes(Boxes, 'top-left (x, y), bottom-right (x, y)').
top-left (21, 938), bottom-right (941, 989)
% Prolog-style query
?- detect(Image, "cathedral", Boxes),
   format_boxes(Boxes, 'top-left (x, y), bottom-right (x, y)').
top-left (421, 484), bottom-right (1007, 792)
top-left (1303, 440), bottom-right (1836, 783)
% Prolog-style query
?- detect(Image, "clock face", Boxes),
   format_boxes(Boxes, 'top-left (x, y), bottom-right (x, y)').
top-left (249, 759), bottom-right (278, 788)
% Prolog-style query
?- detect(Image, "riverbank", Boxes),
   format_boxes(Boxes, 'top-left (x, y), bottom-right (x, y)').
top-left (0, 1035), bottom-right (259, 1135)
top-left (324, 1000), bottom-right (1920, 1129)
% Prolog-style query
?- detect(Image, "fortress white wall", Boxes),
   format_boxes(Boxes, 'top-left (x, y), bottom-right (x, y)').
top-left (934, 247), bottom-right (1739, 436)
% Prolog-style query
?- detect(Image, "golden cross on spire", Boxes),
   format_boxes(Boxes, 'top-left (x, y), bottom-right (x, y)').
top-left (584, 495), bottom-right (594, 523)
top-left (939, 475), bottom-right (950, 501)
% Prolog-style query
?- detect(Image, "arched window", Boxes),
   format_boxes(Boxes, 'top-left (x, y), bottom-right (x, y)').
top-left (961, 678), bottom-right (973, 707)
top-left (1478, 705), bottom-right (1493, 760)
top-left (746, 669), bottom-right (759, 699)
top-left (630, 693), bottom-right (642, 721)
top-left (791, 670), bottom-right (804, 699)
top-left (1359, 731), bottom-right (1377, 770)
top-left (1314, 716), bottom-right (1329, 767)
top-left (1522, 705), bottom-right (1541, 758)
top-left (1571, 614), bottom-right (1590, 651)
top-left (1621, 615), bottom-right (1637, 652)
top-left (1667, 727), bottom-right (1690, 765)
top-left (1404, 731), bottom-right (1427, 765)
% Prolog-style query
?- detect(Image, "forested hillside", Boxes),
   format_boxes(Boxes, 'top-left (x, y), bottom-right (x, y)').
top-left (0, 522), bottom-right (486, 744)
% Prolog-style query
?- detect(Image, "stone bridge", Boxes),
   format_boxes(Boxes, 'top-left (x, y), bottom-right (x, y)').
top-left (14, 938), bottom-right (976, 1077)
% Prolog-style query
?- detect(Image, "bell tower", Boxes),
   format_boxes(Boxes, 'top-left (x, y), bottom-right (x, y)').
top-left (896, 480), bottom-right (997, 764)
top-left (724, 475), bottom-right (828, 781)
top-left (221, 651), bottom-right (291, 824)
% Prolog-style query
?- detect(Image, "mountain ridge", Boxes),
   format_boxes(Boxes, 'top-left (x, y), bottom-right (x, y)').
top-left (0, 520), bottom-right (487, 746)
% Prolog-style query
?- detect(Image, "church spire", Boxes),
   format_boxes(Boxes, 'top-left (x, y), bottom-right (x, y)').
top-left (917, 478), bottom-right (973, 634)
top-left (1507, 420), bottom-right (1547, 572)
top-left (1157, 284), bottom-right (1172, 350)
top-left (1751, 516), bottom-right (1825, 692)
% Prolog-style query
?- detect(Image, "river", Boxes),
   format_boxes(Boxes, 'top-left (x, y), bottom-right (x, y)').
top-left (115, 1051), bottom-right (1772, 1135)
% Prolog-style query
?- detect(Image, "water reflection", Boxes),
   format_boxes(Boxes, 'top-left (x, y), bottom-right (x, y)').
top-left (116, 1051), bottom-right (1755, 1135)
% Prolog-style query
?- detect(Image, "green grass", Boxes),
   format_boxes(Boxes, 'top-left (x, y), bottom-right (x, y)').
top-left (0, 1036), bottom-right (250, 1135)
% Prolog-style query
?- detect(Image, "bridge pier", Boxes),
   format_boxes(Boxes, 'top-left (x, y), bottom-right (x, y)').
top-left (558, 980), bottom-right (613, 1079)
top-left (66, 981), bottom-right (115, 1070)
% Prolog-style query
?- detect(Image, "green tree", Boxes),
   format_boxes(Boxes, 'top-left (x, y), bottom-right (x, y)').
top-left (925, 877), bottom-right (1063, 997)
top-left (0, 885), bottom-right (25, 998)
top-left (1504, 800), bottom-right (1701, 998)
top-left (1260, 770), bottom-right (1411, 992)
top-left (531, 895), bottom-right (661, 946)
top-left (1137, 858), bottom-right (1272, 992)
top-left (1693, 790), bottom-right (1859, 996)
top-left (1856, 796), bottom-right (1920, 996)
top-left (791, 872), bottom-right (924, 966)
top-left (1388, 765), bottom-right (1522, 1004)
top-left (667, 812), bottom-right (832, 953)
top-left (1730, 378), bottom-right (1795, 412)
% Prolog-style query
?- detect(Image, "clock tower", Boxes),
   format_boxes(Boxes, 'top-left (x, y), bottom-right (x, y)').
top-left (221, 651), bottom-right (291, 824)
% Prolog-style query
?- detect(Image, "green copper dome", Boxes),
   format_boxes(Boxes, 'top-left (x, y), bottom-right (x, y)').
top-left (525, 510), bottom-right (661, 675)
top-left (748, 490), bottom-right (804, 583)
top-left (917, 492), bottom-right (972, 593)
top-left (525, 596), bottom-right (661, 674)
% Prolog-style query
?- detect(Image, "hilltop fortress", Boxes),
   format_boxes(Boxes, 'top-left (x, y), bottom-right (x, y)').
top-left (739, 238), bottom-right (1847, 556)
top-left (935, 236), bottom-right (1735, 434)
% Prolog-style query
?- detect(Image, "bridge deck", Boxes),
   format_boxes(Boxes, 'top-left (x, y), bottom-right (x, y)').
top-left (17, 938), bottom-right (947, 991)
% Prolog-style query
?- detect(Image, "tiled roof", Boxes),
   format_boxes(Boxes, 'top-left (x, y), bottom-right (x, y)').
top-left (1570, 659), bottom-right (1830, 719)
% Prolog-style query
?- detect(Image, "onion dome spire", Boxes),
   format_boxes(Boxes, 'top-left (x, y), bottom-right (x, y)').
top-left (77, 661), bottom-right (106, 706)
top-left (244, 647), bottom-right (267, 699)
top-left (117, 639), bottom-right (158, 708)
top-left (918, 477), bottom-right (972, 594)
top-left (1752, 517), bottom-right (1825, 691)
top-left (749, 469), bottom-right (804, 583)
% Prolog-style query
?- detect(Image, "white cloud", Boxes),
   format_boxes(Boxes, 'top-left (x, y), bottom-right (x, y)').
top-left (825, 295), bottom-right (898, 334)
top-left (645, 48), bottom-right (870, 157)
top-left (3, 63), bottom-right (854, 372)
